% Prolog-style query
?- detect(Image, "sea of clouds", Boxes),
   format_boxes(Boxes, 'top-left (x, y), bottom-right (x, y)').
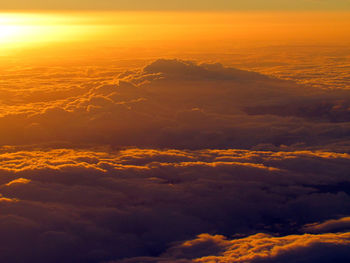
top-left (0, 59), bottom-right (350, 262)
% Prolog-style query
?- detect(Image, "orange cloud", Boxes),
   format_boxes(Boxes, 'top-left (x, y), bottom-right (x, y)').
top-left (169, 232), bottom-right (350, 263)
top-left (304, 217), bottom-right (350, 234)
top-left (5, 178), bottom-right (31, 186)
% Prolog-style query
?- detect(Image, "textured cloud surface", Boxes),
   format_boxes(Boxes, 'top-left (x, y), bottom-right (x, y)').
top-left (116, 232), bottom-right (350, 263)
top-left (0, 59), bottom-right (349, 150)
top-left (0, 59), bottom-right (350, 262)
top-left (0, 147), bottom-right (350, 262)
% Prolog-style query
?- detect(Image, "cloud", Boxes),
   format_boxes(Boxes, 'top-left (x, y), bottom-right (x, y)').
top-left (5, 178), bottom-right (31, 187)
top-left (117, 232), bottom-right (350, 263)
top-left (0, 59), bottom-right (350, 262)
top-left (0, 147), bottom-right (349, 262)
top-left (304, 217), bottom-right (350, 234)
top-left (0, 59), bottom-right (349, 150)
top-left (245, 98), bottom-right (350, 123)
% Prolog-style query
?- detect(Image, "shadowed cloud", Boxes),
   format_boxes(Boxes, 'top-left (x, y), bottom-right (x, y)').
top-left (0, 59), bottom-right (349, 150)
top-left (0, 147), bottom-right (349, 262)
top-left (0, 59), bottom-right (349, 262)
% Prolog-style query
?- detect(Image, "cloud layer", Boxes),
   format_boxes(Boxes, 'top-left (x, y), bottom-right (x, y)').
top-left (0, 59), bottom-right (350, 262)
top-left (0, 147), bottom-right (349, 262)
top-left (0, 59), bottom-right (349, 151)
top-left (117, 232), bottom-right (350, 263)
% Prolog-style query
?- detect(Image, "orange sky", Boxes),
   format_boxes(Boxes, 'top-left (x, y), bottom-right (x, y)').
top-left (1, 11), bottom-right (350, 61)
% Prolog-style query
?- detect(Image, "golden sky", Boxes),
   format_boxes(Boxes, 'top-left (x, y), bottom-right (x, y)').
top-left (1, 11), bottom-right (350, 52)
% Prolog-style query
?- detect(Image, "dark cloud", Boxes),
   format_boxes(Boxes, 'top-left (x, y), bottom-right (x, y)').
top-left (0, 148), bottom-right (349, 262)
top-left (304, 217), bottom-right (350, 234)
top-left (245, 99), bottom-right (350, 123)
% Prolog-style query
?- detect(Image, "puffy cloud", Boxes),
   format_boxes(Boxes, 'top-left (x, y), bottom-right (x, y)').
top-left (5, 178), bottom-right (31, 186)
top-left (245, 98), bottom-right (350, 122)
top-left (0, 58), bottom-right (350, 262)
top-left (119, 232), bottom-right (350, 263)
top-left (0, 147), bottom-right (348, 262)
top-left (0, 59), bottom-right (349, 150)
top-left (304, 217), bottom-right (350, 234)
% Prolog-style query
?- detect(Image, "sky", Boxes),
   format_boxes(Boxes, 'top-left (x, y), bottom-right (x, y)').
top-left (1, 0), bottom-right (350, 10)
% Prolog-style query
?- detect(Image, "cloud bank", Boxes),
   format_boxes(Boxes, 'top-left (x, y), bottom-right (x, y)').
top-left (0, 59), bottom-right (349, 151)
top-left (0, 59), bottom-right (350, 262)
top-left (117, 232), bottom-right (350, 263)
top-left (0, 147), bottom-right (349, 262)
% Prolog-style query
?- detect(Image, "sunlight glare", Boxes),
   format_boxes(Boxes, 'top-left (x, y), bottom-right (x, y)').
top-left (0, 25), bottom-right (24, 44)
top-left (0, 13), bottom-right (93, 51)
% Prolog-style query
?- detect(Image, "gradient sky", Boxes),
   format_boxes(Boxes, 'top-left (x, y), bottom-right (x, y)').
top-left (1, 0), bottom-right (350, 11)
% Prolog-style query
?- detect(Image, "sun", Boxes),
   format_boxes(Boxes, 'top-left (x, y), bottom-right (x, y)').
top-left (0, 13), bottom-right (90, 50)
top-left (0, 14), bottom-right (43, 48)
top-left (0, 14), bottom-right (29, 45)
top-left (0, 25), bottom-right (26, 44)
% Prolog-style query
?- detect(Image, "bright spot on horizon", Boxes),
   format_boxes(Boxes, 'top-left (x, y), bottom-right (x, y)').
top-left (0, 25), bottom-right (24, 44)
top-left (0, 13), bottom-right (97, 50)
